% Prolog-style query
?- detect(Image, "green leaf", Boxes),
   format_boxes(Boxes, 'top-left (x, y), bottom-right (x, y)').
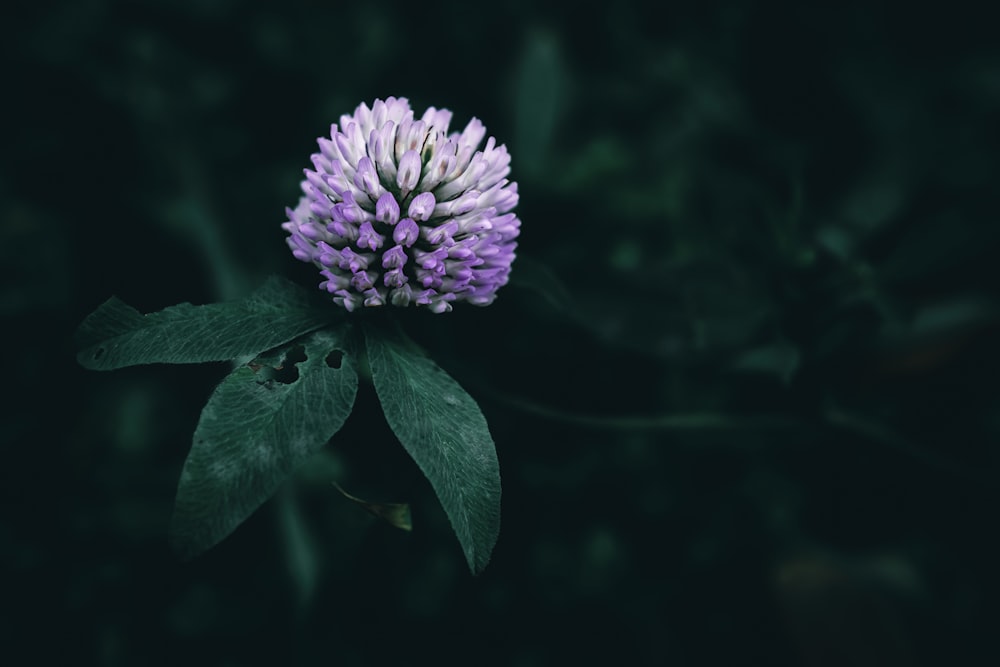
top-left (513, 29), bottom-right (565, 180)
top-left (170, 326), bottom-right (358, 559)
top-left (76, 276), bottom-right (335, 370)
top-left (364, 323), bottom-right (501, 574)
top-left (333, 482), bottom-right (413, 532)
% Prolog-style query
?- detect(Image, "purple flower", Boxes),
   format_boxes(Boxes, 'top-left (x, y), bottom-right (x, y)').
top-left (283, 97), bottom-right (520, 313)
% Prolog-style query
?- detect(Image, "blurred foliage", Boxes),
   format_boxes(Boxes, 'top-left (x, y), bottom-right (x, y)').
top-left (3, 0), bottom-right (999, 665)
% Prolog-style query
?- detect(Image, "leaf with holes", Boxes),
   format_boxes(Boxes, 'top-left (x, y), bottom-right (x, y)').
top-left (76, 276), bottom-right (335, 370)
top-left (170, 326), bottom-right (358, 559)
top-left (364, 323), bottom-right (501, 574)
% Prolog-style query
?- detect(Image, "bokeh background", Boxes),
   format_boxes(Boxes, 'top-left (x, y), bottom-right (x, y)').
top-left (4, 1), bottom-right (1000, 665)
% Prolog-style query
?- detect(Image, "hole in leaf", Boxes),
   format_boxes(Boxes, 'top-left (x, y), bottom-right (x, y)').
top-left (325, 350), bottom-right (343, 369)
top-left (273, 345), bottom-right (306, 384)
top-left (271, 365), bottom-right (299, 385)
top-left (284, 345), bottom-right (308, 364)
top-left (93, 348), bottom-right (105, 360)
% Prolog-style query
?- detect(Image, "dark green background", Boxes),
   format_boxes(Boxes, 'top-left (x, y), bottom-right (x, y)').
top-left (4, 1), bottom-right (999, 665)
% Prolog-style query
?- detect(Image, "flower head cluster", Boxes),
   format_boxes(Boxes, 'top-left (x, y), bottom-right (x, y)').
top-left (283, 97), bottom-right (520, 313)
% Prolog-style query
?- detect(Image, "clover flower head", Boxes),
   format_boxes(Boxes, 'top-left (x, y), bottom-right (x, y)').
top-left (283, 97), bottom-right (521, 313)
